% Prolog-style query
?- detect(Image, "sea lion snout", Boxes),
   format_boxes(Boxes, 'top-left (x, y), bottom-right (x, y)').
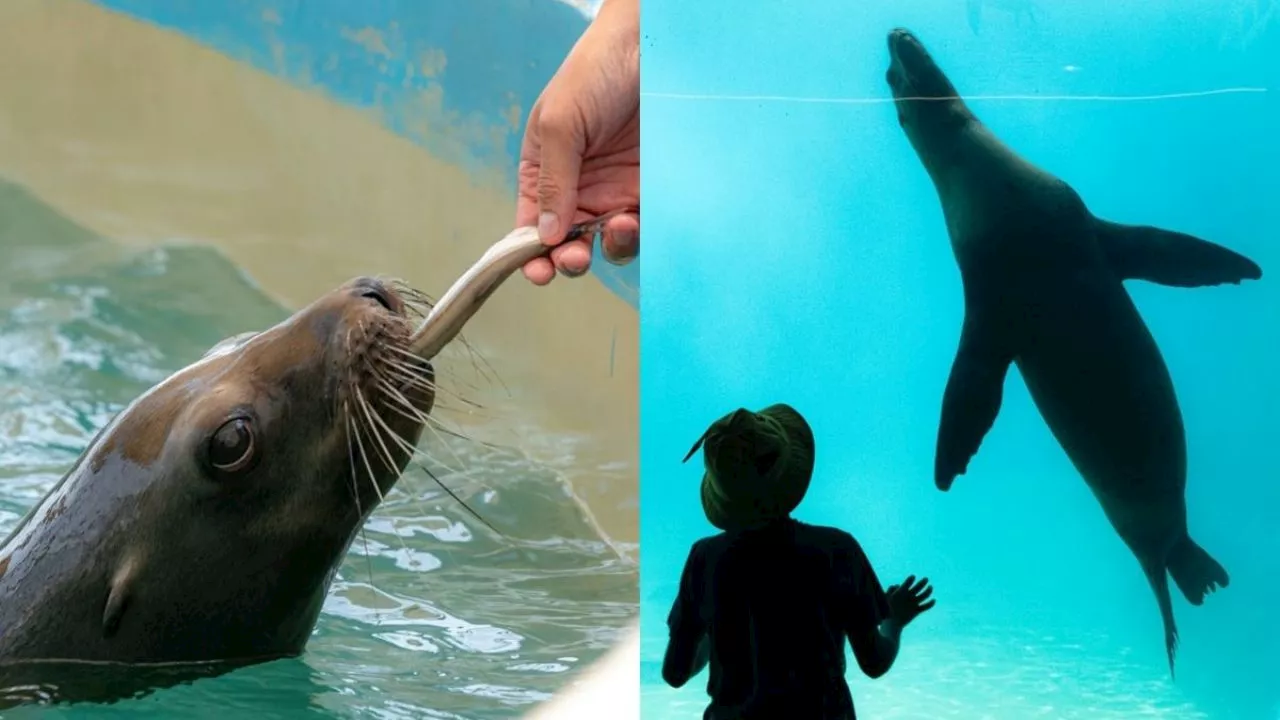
top-left (885, 28), bottom-right (932, 96)
top-left (319, 276), bottom-right (434, 383)
top-left (323, 277), bottom-right (435, 414)
top-left (884, 29), bottom-right (971, 142)
top-left (887, 28), bottom-right (920, 55)
top-left (885, 28), bottom-right (963, 104)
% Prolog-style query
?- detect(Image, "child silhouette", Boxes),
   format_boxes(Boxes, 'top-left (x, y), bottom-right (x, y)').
top-left (662, 403), bottom-right (935, 719)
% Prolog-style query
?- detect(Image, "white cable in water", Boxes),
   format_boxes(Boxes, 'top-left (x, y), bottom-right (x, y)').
top-left (641, 87), bottom-right (1269, 104)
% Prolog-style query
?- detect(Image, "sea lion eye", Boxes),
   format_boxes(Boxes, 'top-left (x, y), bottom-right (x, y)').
top-left (208, 418), bottom-right (256, 474)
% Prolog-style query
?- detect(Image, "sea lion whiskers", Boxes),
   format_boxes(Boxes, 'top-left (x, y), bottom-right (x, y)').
top-left (342, 408), bottom-right (413, 601)
top-left (341, 401), bottom-right (366, 521)
top-left (354, 388), bottom-right (399, 478)
top-left (343, 404), bottom-right (419, 561)
top-left (422, 346), bottom-right (507, 403)
top-left (362, 372), bottom-right (503, 526)
top-left (345, 403), bottom-right (387, 507)
top-left (376, 386), bottom-right (493, 447)
top-left (363, 276), bottom-right (507, 401)
top-left (405, 328), bottom-right (508, 399)
top-left (340, 328), bottom-right (499, 536)
top-left (355, 325), bottom-right (495, 431)
top-left (376, 387), bottom-right (494, 483)
top-left (416, 462), bottom-right (501, 536)
top-left (380, 276), bottom-right (435, 312)
top-left (336, 282), bottom-right (447, 590)
top-left (381, 353), bottom-right (482, 404)
top-left (458, 339), bottom-right (508, 396)
top-left (341, 397), bottom-right (381, 595)
top-left (344, 278), bottom-right (505, 535)
top-left (372, 331), bottom-right (499, 411)
top-left (379, 278), bottom-right (507, 395)
top-left (379, 353), bottom-right (485, 412)
top-left (348, 384), bottom-right (501, 535)
top-left (340, 330), bottom-right (366, 515)
top-left (378, 345), bottom-right (494, 412)
top-left (373, 372), bottom-right (480, 442)
top-left (354, 399), bottom-right (501, 536)
top-left (344, 335), bottom-right (399, 474)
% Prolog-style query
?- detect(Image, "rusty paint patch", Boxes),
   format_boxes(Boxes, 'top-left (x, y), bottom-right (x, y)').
top-left (0, 555), bottom-right (9, 580)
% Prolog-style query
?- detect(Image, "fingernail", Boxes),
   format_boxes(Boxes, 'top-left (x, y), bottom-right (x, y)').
top-left (604, 229), bottom-right (638, 265)
top-left (538, 212), bottom-right (559, 243)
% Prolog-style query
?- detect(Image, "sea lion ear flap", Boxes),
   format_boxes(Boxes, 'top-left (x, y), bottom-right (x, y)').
top-left (102, 555), bottom-right (141, 639)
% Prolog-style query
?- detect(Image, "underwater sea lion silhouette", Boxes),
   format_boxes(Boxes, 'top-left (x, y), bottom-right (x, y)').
top-left (885, 27), bottom-right (1260, 676)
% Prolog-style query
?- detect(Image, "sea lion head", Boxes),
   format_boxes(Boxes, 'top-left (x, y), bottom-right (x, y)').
top-left (0, 276), bottom-right (437, 664)
top-left (885, 29), bottom-right (974, 142)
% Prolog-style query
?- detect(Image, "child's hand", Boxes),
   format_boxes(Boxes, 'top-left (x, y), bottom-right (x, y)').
top-left (886, 575), bottom-right (936, 627)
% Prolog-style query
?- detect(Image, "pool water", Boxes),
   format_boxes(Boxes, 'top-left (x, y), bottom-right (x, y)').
top-left (0, 181), bottom-right (636, 719)
top-left (640, 1), bottom-right (1278, 718)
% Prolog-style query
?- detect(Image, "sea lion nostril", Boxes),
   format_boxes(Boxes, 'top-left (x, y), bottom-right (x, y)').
top-left (352, 277), bottom-right (394, 311)
top-left (360, 287), bottom-right (393, 311)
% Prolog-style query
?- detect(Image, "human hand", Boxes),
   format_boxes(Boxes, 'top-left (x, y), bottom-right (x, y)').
top-left (886, 575), bottom-right (935, 627)
top-left (516, 0), bottom-right (640, 286)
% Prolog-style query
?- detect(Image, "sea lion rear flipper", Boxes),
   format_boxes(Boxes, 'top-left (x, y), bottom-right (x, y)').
top-left (1141, 559), bottom-right (1180, 680)
top-left (934, 313), bottom-right (1013, 491)
top-left (1096, 220), bottom-right (1263, 288)
top-left (1167, 533), bottom-right (1230, 606)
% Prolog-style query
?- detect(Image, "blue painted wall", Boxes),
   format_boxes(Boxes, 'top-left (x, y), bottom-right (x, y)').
top-left (89, 0), bottom-right (637, 308)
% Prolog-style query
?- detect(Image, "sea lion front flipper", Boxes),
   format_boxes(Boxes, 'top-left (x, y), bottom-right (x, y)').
top-left (935, 312), bottom-right (1014, 492)
top-left (1096, 220), bottom-right (1263, 288)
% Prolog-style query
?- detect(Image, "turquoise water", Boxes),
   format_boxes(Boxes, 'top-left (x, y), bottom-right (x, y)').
top-left (0, 181), bottom-right (636, 718)
top-left (640, 2), bottom-right (1278, 718)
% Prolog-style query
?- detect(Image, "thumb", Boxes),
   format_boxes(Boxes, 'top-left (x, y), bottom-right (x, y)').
top-left (534, 114), bottom-right (585, 247)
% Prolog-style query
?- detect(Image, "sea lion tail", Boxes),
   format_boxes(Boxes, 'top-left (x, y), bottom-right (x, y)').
top-left (1167, 534), bottom-right (1230, 606)
top-left (1141, 561), bottom-right (1180, 680)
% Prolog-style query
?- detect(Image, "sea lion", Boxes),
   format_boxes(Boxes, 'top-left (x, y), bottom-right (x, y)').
top-left (885, 28), bottom-right (1260, 676)
top-left (0, 275), bottom-right (436, 705)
